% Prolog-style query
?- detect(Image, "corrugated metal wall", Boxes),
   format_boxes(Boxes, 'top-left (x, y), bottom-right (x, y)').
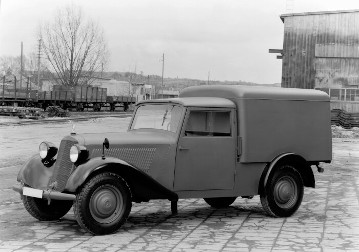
top-left (281, 11), bottom-right (359, 89)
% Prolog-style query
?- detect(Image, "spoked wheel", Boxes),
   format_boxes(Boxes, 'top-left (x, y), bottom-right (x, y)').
top-left (204, 197), bottom-right (237, 208)
top-left (22, 195), bottom-right (73, 221)
top-left (260, 165), bottom-right (303, 217)
top-left (74, 173), bottom-right (132, 235)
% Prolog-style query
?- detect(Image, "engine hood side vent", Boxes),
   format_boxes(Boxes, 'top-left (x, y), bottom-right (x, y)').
top-left (91, 147), bottom-right (156, 173)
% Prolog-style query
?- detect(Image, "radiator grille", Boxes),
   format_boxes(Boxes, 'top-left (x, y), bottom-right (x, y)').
top-left (48, 138), bottom-right (77, 191)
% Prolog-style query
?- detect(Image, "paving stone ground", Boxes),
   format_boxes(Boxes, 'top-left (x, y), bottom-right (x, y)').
top-left (0, 118), bottom-right (358, 251)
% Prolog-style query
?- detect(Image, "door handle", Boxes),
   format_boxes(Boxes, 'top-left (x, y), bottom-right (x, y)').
top-left (178, 146), bottom-right (189, 151)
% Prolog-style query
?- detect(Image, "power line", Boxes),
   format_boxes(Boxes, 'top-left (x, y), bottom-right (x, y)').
top-left (286, 0), bottom-right (295, 13)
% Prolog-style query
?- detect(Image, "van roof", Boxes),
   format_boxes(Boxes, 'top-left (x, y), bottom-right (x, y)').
top-left (137, 97), bottom-right (236, 108)
top-left (179, 85), bottom-right (329, 101)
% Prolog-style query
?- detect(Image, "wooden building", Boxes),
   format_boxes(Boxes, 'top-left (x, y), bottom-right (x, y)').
top-left (270, 9), bottom-right (359, 105)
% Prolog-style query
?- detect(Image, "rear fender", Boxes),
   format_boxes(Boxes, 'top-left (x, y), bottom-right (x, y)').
top-left (65, 157), bottom-right (178, 202)
top-left (258, 153), bottom-right (315, 194)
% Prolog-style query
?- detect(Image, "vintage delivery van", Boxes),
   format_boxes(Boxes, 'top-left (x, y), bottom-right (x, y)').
top-left (13, 85), bottom-right (332, 235)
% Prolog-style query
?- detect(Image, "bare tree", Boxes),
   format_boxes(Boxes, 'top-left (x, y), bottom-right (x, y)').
top-left (40, 5), bottom-right (108, 87)
top-left (0, 56), bottom-right (21, 75)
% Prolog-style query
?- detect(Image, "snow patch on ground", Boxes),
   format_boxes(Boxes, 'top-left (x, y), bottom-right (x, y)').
top-left (332, 125), bottom-right (359, 138)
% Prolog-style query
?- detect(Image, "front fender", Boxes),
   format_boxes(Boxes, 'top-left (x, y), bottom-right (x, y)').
top-left (17, 154), bottom-right (54, 190)
top-left (65, 157), bottom-right (178, 202)
top-left (65, 157), bottom-right (129, 192)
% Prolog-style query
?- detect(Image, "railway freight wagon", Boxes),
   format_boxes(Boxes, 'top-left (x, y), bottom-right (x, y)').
top-left (38, 85), bottom-right (107, 111)
top-left (1, 83), bottom-right (39, 106)
top-left (1, 82), bottom-right (136, 111)
top-left (93, 79), bottom-right (136, 111)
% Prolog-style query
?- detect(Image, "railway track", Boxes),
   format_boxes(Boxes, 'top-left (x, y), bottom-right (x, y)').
top-left (0, 111), bottom-right (133, 126)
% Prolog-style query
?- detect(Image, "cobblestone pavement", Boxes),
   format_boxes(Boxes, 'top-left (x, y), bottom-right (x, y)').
top-left (0, 119), bottom-right (358, 251)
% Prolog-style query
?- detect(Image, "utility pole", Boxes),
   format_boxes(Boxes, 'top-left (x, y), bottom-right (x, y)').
top-left (37, 39), bottom-right (41, 88)
top-left (207, 71), bottom-right (210, 85)
top-left (2, 75), bottom-right (5, 104)
top-left (101, 63), bottom-right (104, 78)
top-left (129, 74), bottom-right (132, 96)
top-left (20, 42), bottom-right (23, 90)
top-left (161, 53), bottom-right (164, 99)
top-left (147, 75), bottom-right (150, 100)
top-left (14, 75), bottom-right (17, 102)
top-left (26, 76), bottom-right (31, 101)
top-left (26, 76), bottom-right (29, 100)
top-left (29, 76), bottom-right (32, 93)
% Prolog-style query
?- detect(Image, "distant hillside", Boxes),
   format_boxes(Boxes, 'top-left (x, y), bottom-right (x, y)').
top-left (101, 71), bottom-right (280, 91)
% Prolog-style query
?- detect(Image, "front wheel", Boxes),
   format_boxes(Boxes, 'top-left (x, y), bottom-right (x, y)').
top-left (204, 197), bottom-right (237, 208)
top-left (22, 196), bottom-right (73, 221)
top-left (74, 172), bottom-right (132, 235)
top-left (260, 164), bottom-right (304, 217)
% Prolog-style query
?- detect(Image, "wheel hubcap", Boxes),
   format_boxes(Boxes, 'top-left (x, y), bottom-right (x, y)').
top-left (274, 176), bottom-right (298, 209)
top-left (90, 185), bottom-right (124, 224)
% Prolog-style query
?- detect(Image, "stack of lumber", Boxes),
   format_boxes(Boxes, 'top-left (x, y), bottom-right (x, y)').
top-left (331, 109), bottom-right (359, 129)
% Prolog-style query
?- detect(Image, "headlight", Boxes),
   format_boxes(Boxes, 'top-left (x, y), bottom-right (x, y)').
top-left (70, 145), bottom-right (79, 162)
top-left (70, 144), bottom-right (88, 163)
top-left (39, 142), bottom-right (48, 159)
top-left (39, 142), bottom-right (58, 160)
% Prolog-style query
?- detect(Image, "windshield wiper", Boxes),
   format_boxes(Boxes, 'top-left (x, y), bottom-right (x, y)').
top-left (161, 109), bottom-right (169, 126)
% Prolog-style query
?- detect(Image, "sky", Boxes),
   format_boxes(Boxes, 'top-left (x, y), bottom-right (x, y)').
top-left (1, 0), bottom-right (359, 84)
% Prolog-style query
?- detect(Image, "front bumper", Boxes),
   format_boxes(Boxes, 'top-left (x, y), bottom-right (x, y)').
top-left (13, 185), bottom-right (76, 201)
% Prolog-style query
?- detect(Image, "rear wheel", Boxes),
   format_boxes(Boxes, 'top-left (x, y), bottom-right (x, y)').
top-left (74, 173), bottom-right (132, 235)
top-left (260, 164), bottom-right (303, 217)
top-left (22, 196), bottom-right (73, 221)
top-left (204, 197), bottom-right (237, 208)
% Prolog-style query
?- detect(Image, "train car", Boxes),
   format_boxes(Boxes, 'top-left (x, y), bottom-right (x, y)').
top-left (37, 85), bottom-right (107, 111)
top-left (1, 80), bottom-right (136, 111)
top-left (1, 84), bottom-right (38, 107)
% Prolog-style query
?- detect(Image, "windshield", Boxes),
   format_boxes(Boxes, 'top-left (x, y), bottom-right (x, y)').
top-left (130, 104), bottom-right (183, 133)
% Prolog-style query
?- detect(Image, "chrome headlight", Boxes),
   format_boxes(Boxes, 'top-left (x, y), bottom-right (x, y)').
top-left (39, 142), bottom-right (58, 160)
top-left (70, 144), bottom-right (88, 163)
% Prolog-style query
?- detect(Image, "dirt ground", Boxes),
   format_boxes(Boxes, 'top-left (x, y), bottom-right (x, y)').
top-left (0, 116), bottom-right (132, 168)
top-left (0, 117), bottom-right (358, 251)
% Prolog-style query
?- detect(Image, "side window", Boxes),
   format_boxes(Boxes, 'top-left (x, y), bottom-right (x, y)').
top-left (184, 110), bottom-right (231, 136)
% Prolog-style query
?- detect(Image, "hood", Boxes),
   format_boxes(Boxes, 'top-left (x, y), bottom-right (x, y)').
top-left (73, 130), bottom-right (177, 147)
top-left (68, 130), bottom-right (178, 174)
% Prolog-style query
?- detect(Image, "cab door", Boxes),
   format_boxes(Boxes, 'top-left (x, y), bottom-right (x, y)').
top-left (174, 108), bottom-right (236, 191)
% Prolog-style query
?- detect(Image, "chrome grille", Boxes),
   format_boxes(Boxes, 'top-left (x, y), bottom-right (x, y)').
top-left (48, 138), bottom-right (77, 191)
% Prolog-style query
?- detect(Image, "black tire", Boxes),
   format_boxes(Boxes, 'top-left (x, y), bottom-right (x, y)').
top-left (260, 164), bottom-right (304, 217)
top-left (74, 172), bottom-right (132, 235)
top-left (22, 196), bottom-right (73, 221)
top-left (204, 197), bottom-right (237, 208)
